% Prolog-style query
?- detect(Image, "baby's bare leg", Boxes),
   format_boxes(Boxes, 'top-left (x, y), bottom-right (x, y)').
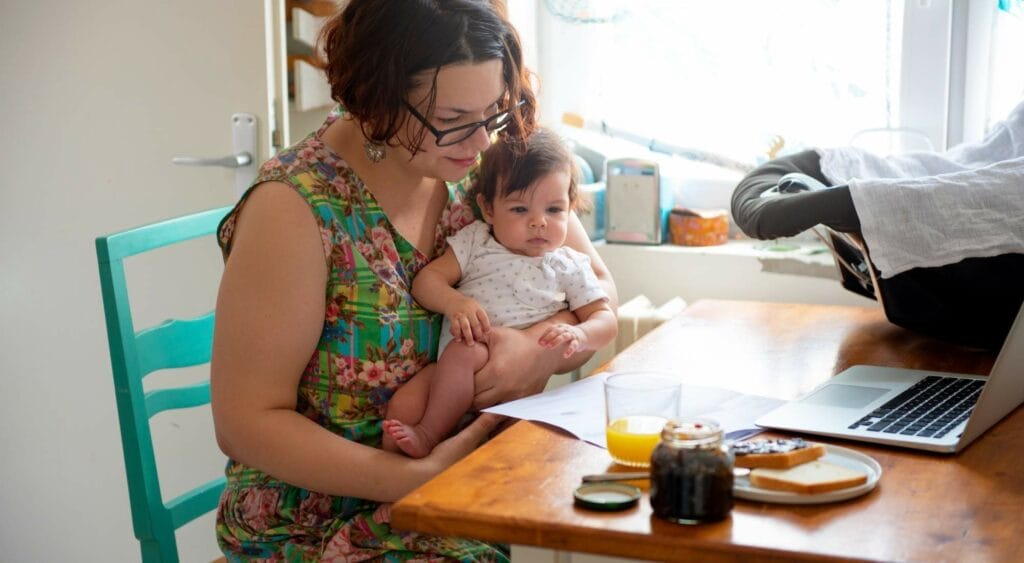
top-left (384, 341), bottom-right (489, 458)
top-left (382, 364), bottom-right (434, 452)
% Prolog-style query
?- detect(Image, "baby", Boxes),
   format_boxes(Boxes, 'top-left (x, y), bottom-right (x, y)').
top-left (382, 128), bottom-right (617, 457)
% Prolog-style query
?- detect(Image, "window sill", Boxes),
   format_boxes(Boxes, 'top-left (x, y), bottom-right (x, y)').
top-left (593, 235), bottom-right (875, 312)
top-left (595, 237), bottom-right (836, 279)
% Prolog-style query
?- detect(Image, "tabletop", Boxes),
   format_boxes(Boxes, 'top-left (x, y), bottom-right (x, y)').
top-left (392, 300), bottom-right (1019, 562)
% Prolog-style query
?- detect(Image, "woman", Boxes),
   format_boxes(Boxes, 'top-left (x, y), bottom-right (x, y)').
top-left (210, 0), bottom-right (617, 560)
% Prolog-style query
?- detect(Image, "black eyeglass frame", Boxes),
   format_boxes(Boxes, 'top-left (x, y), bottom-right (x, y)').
top-left (404, 100), bottom-right (524, 147)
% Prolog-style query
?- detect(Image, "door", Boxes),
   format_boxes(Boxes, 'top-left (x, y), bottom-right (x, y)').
top-left (0, 1), bottom-right (281, 561)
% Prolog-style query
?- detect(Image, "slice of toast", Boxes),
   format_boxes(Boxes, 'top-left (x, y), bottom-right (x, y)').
top-left (732, 438), bottom-right (826, 469)
top-left (749, 461), bottom-right (868, 494)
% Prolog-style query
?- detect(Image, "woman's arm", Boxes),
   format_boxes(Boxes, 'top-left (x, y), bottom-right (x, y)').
top-left (211, 183), bottom-right (498, 501)
top-left (565, 211), bottom-right (618, 309)
top-left (471, 212), bottom-right (618, 408)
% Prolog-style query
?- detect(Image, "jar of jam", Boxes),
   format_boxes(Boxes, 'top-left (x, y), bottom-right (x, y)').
top-left (649, 418), bottom-right (733, 524)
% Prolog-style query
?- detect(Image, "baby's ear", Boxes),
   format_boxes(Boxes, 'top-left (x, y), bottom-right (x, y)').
top-left (476, 194), bottom-right (494, 224)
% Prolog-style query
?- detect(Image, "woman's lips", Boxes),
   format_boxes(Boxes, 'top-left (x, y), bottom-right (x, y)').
top-left (447, 156), bottom-right (476, 167)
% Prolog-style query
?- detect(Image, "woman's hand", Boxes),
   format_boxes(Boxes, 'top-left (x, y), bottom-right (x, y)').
top-left (471, 321), bottom-right (569, 409)
top-left (374, 413), bottom-right (488, 524)
top-left (423, 413), bottom-right (503, 471)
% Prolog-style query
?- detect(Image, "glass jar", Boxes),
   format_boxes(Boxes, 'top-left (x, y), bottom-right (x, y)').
top-left (649, 418), bottom-right (734, 524)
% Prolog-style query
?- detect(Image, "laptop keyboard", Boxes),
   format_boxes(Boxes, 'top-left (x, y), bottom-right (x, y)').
top-left (847, 375), bottom-right (984, 439)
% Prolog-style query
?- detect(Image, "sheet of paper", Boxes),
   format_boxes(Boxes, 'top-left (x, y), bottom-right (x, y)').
top-left (483, 371), bottom-right (784, 448)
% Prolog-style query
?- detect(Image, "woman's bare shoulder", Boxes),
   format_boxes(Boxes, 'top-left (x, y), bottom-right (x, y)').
top-left (230, 182), bottom-right (323, 254)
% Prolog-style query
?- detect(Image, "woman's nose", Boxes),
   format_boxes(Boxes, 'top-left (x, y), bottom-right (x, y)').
top-left (464, 124), bottom-right (492, 153)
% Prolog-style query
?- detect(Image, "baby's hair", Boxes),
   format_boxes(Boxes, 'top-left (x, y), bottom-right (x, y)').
top-left (475, 128), bottom-right (586, 210)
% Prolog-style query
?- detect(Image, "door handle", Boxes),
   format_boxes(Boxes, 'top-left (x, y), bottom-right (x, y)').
top-left (172, 152), bottom-right (252, 168)
top-left (171, 113), bottom-right (258, 196)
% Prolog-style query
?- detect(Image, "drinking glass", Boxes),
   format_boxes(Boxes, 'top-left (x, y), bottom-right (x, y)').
top-left (604, 372), bottom-right (681, 467)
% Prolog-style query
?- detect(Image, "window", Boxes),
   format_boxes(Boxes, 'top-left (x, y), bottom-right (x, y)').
top-left (986, 3), bottom-right (1024, 129)
top-left (537, 0), bottom-right (904, 167)
top-left (529, 0), bottom-right (1021, 169)
top-left (947, 0), bottom-right (1023, 146)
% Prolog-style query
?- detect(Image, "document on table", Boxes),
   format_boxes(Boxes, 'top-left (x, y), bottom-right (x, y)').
top-left (483, 371), bottom-right (784, 448)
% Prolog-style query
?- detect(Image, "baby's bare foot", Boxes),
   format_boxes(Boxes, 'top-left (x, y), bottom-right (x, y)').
top-left (381, 419), bottom-right (403, 451)
top-left (382, 419), bottom-right (435, 458)
top-left (380, 423), bottom-right (399, 452)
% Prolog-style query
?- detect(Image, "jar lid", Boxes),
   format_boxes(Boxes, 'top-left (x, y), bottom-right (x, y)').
top-left (573, 482), bottom-right (641, 511)
top-left (661, 418), bottom-right (723, 442)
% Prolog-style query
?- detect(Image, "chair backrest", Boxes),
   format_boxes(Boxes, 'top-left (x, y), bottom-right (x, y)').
top-left (96, 206), bottom-right (233, 563)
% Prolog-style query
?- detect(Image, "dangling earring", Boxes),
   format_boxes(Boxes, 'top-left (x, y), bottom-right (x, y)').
top-left (363, 140), bottom-right (386, 163)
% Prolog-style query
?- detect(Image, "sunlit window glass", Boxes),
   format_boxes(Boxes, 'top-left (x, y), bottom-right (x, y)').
top-left (540, 0), bottom-right (902, 164)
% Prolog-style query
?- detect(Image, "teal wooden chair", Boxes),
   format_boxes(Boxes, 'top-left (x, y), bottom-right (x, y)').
top-left (96, 206), bottom-right (233, 563)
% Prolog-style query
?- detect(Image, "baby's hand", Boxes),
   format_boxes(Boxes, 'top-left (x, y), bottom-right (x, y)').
top-left (538, 323), bottom-right (587, 358)
top-left (446, 297), bottom-right (490, 345)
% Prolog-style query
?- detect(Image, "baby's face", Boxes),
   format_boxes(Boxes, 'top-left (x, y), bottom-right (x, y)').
top-left (482, 170), bottom-right (572, 257)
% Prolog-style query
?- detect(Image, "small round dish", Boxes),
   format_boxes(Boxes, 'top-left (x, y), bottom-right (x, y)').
top-left (574, 482), bottom-right (642, 511)
top-left (733, 444), bottom-right (882, 505)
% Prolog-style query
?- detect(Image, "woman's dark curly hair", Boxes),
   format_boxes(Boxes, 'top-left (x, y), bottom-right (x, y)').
top-left (320, 0), bottom-right (537, 153)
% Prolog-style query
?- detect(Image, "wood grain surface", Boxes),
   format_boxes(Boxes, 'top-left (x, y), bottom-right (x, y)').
top-left (393, 300), bottom-right (1018, 562)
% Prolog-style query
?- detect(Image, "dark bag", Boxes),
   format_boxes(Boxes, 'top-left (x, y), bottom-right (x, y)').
top-left (825, 229), bottom-right (1024, 350)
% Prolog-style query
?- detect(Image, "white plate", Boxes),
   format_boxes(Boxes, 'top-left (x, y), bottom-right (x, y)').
top-left (733, 444), bottom-right (882, 505)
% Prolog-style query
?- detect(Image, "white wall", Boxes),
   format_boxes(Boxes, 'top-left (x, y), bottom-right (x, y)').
top-left (0, 2), bottom-right (265, 561)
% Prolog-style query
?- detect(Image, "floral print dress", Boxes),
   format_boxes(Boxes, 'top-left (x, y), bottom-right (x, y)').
top-left (215, 107), bottom-right (507, 562)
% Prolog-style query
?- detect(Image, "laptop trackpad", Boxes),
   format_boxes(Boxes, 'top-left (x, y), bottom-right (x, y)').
top-left (800, 384), bottom-right (889, 408)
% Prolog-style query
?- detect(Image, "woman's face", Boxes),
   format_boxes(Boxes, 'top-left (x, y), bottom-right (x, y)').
top-left (400, 59), bottom-right (506, 182)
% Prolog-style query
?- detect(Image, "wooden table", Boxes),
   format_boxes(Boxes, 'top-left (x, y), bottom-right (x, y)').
top-left (392, 300), bottom-right (1020, 562)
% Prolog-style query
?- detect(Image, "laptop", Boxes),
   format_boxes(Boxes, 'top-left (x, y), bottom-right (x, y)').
top-left (756, 303), bottom-right (1024, 453)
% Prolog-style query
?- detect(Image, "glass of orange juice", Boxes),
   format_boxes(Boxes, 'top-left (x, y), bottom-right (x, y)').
top-left (604, 372), bottom-right (681, 467)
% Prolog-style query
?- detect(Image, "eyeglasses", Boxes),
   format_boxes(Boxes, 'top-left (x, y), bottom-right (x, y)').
top-left (404, 100), bottom-right (523, 147)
